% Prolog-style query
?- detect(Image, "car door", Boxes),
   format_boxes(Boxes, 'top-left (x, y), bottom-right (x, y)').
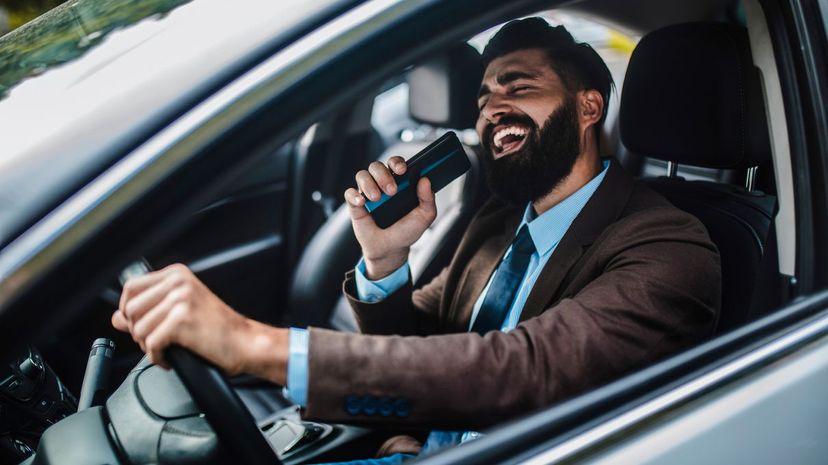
top-left (148, 140), bottom-right (296, 327)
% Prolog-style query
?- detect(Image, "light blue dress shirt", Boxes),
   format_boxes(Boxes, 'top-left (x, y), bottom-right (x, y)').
top-left (286, 161), bottom-right (610, 446)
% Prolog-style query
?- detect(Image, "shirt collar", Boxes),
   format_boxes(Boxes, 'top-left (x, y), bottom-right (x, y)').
top-left (518, 159), bottom-right (611, 256)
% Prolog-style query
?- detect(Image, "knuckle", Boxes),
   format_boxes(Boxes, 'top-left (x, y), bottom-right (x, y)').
top-left (177, 286), bottom-right (192, 301)
top-left (124, 301), bottom-right (139, 319)
top-left (171, 286), bottom-right (193, 304)
top-left (133, 324), bottom-right (147, 340)
top-left (170, 304), bottom-right (191, 324)
top-left (169, 288), bottom-right (183, 302)
top-left (168, 272), bottom-right (185, 287)
top-left (170, 263), bottom-right (189, 276)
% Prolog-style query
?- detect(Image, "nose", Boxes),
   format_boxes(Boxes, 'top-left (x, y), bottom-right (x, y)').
top-left (479, 93), bottom-right (512, 125)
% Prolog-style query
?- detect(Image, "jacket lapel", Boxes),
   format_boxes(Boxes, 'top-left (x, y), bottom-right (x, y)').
top-left (449, 204), bottom-right (522, 331)
top-left (519, 160), bottom-right (634, 322)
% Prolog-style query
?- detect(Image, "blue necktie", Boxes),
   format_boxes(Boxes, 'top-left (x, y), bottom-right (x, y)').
top-left (423, 226), bottom-right (535, 454)
top-left (470, 224), bottom-right (536, 335)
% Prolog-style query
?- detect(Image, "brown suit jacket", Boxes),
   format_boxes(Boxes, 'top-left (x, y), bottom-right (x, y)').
top-left (303, 160), bottom-right (720, 433)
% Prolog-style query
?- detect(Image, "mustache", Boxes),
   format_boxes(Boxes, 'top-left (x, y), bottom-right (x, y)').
top-left (482, 114), bottom-right (538, 152)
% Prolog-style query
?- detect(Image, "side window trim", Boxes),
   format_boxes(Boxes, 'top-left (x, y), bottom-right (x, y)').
top-left (744, 0), bottom-right (796, 279)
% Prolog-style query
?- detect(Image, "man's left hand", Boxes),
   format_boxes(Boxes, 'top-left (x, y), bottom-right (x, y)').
top-left (112, 263), bottom-right (288, 384)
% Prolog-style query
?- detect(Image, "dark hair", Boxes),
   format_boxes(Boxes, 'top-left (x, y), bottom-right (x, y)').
top-left (481, 17), bottom-right (615, 128)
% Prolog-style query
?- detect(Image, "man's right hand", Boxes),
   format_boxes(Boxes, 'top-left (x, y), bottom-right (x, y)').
top-left (344, 156), bottom-right (437, 280)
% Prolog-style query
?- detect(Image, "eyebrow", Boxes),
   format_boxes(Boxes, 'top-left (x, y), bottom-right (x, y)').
top-left (477, 70), bottom-right (540, 99)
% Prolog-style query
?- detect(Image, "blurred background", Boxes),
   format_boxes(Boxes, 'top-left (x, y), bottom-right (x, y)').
top-left (1, 0), bottom-right (65, 35)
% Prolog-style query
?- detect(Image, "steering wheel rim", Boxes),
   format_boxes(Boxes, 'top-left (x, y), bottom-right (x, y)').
top-left (166, 345), bottom-right (282, 465)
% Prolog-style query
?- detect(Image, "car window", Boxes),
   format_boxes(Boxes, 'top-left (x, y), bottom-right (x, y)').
top-left (0, 0), bottom-right (349, 250)
top-left (0, 0), bottom-right (193, 101)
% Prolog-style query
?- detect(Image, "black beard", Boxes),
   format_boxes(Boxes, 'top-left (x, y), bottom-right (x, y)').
top-left (481, 98), bottom-right (581, 206)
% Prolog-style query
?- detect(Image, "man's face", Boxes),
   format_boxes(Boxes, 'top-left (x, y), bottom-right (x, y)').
top-left (476, 48), bottom-right (582, 205)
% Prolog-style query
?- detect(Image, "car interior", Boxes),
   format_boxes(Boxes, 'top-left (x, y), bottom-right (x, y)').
top-left (0, 0), bottom-right (804, 463)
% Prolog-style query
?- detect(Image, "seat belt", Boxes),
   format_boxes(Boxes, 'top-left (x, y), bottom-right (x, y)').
top-left (312, 109), bottom-right (354, 219)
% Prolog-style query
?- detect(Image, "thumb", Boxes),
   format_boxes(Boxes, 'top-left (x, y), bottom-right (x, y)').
top-left (415, 177), bottom-right (436, 220)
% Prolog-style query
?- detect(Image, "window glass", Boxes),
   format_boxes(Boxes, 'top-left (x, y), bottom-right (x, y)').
top-left (0, 0), bottom-right (193, 100)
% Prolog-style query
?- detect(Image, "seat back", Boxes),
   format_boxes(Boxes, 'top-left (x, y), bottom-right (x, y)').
top-left (620, 22), bottom-right (779, 333)
top-left (289, 44), bottom-right (485, 329)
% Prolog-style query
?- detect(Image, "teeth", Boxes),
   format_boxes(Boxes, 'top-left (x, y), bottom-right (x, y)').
top-left (493, 125), bottom-right (528, 149)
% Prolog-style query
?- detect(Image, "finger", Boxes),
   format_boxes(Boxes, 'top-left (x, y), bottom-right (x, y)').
top-left (123, 274), bottom-right (179, 323)
top-left (355, 170), bottom-right (382, 201)
top-left (368, 161), bottom-right (397, 196)
top-left (144, 303), bottom-right (188, 369)
top-left (113, 309), bottom-right (146, 351)
top-left (393, 177), bottom-right (437, 233)
top-left (131, 292), bottom-right (178, 345)
top-left (387, 156), bottom-right (407, 175)
top-left (344, 188), bottom-right (371, 220)
top-left (119, 271), bottom-right (166, 314)
top-left (112, 310), bottom-right (129, 332)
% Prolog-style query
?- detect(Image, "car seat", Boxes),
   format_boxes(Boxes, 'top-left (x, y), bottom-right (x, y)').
top-left (287, 43), bottom-right (486, 330)
top-left (620, 22), bottom-right (781, 334)
top-left (288, 93), bottom-right (385, 264)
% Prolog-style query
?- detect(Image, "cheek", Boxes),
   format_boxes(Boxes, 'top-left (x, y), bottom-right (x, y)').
top-left (475, 118), bottom-right (487, 139)
top-left (523, 96), bottom-right (564, 128)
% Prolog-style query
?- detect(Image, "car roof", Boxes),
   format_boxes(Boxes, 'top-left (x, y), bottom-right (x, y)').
top-left (0, 0), bottom-right (357, 249)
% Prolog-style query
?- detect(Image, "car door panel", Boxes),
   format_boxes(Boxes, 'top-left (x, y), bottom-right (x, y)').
top-left (149, 142), bottom-right (295, 326)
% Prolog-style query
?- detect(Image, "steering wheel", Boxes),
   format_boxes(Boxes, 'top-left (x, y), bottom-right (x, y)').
top-left (166, 345), bottom-right (282, 465)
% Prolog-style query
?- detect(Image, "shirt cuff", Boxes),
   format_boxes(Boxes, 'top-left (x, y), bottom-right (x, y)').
top-left (284, 327), bottom-right (309, 407)
top-left (354, 257), bottom-right (410, 302)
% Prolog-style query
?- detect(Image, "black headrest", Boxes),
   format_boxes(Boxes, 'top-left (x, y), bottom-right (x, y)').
top-left (620, 23), bottom-right (771, 169)
top-left (408, 43), bottom-right (482, 129)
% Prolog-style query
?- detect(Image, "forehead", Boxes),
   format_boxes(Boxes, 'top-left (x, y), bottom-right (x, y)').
top-left (481, 48), bottom-right (560, 84)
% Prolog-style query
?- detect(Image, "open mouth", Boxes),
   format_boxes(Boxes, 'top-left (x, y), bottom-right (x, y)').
top-left (492, 124), bottom-right (530, 159)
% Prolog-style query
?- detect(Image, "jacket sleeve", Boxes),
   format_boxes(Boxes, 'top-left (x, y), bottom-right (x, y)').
top-left (307, 210), bottom-right (720, 429)
top-left (342, 265), bottom-right (449, 336)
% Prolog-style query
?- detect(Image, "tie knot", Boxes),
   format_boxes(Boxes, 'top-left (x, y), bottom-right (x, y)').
top-left (512, 225), bottom-right (535, 256)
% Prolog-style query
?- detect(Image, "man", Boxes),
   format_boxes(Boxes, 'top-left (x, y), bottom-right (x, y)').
top-left (113, 18), bottom-right (720, 460)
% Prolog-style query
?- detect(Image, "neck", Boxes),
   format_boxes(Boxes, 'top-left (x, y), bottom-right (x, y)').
top-left (532, 151), bottom-right (602, 215)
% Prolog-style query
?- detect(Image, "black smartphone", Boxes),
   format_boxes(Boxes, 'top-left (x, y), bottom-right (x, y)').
top-left (364, 131), bottom-right (470, 229)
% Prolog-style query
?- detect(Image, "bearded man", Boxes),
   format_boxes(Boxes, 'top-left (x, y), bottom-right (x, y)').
top-left (114, 17), bottom-right (721, 462)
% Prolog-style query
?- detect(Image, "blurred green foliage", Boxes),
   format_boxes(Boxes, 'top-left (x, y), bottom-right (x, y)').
top-left (1, 0), bottom-right (66, 30)
top-left (0, 0), bottom-right (192, 99)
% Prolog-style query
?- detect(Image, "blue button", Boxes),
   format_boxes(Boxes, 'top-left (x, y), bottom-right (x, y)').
top-left (362, 395), bottom-right (378, 415)
top-left (393, 399), bottom-right (411, 418)
top-left (378, 397), bottom-right (394, 417)
top-left (345, 396), bottom-right (362, 415)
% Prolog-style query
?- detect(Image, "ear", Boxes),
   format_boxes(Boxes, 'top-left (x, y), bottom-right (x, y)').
top-left (577, 89), bottom-right (604, 135)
